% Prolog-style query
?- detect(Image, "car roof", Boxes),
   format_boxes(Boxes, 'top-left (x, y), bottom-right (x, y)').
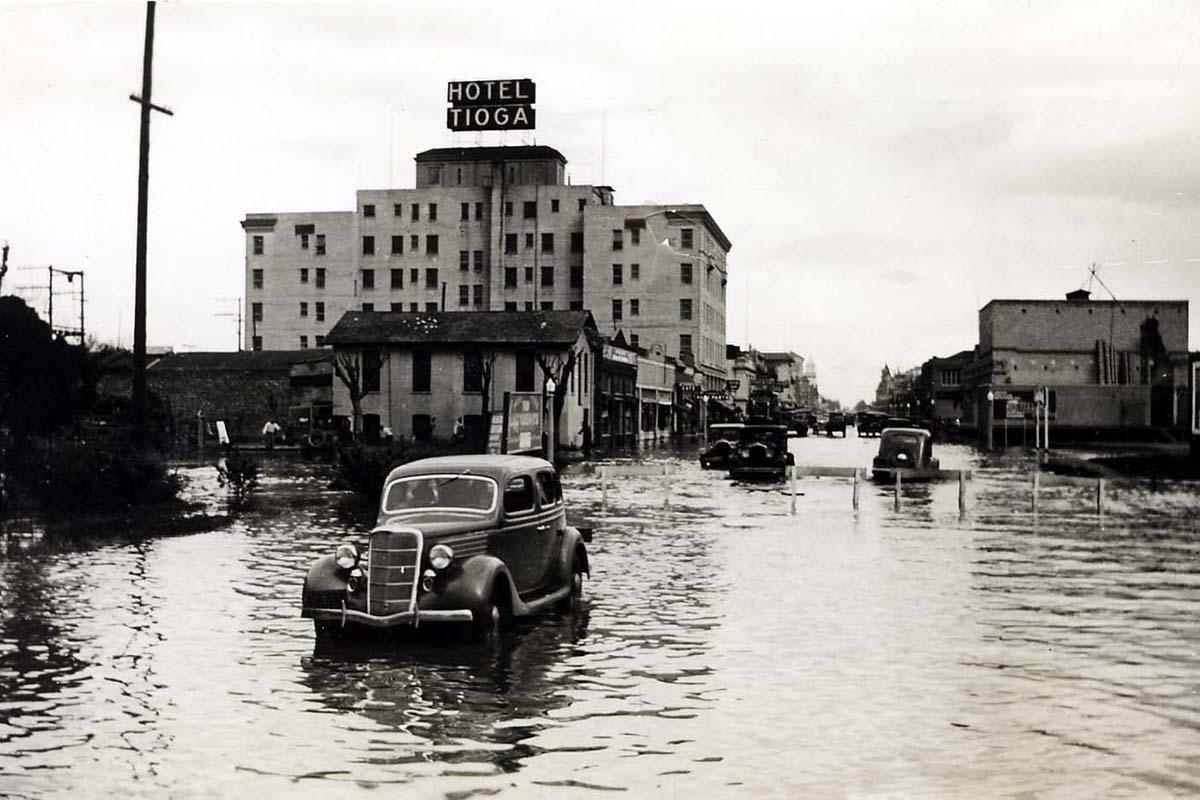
top-left (710, 423), bottom-right (744, 429)
top-left (880, 427), bottom-right (932, 437)
top-left (741, 424), bottom-right (789, 432)
top-left (384, 454), bottom-right (553, 484)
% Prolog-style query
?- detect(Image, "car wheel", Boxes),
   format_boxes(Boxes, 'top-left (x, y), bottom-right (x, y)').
top-left (559, 564), bottom-right (585, 612)
top-left (473, 600), bottom-right (501, 642)
top-left (313, 620), bottom-right (341, 639)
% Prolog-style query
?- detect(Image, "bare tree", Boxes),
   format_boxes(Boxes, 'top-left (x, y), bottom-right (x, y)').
top-left (475, 347), bottom-right (499, 452)
top-left (534, 347), bottom-right (579, 450)
top-left (332, 349), bottom-right (379, 438)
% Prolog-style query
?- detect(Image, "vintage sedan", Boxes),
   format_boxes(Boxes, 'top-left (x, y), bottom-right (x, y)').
top-left (871, 427), bottom-right (940, 480)
top-left (728, 424), bottom-right (795, 480)
top-left (301, 455), bottom-right (591, 640)
top-left (699, 423), bottom-right (744, 469)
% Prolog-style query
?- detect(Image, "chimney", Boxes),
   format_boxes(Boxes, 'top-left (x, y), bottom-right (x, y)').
top-left (1066, 289), bottom-right (1091, 301)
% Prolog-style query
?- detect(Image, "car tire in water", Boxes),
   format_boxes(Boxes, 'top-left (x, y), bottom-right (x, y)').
top-left (558, 557), bottom-right (585, 612)
top-left (313, 620), bottom-right (341, 639)
top-left (473, 599), bottom-right (501, 642)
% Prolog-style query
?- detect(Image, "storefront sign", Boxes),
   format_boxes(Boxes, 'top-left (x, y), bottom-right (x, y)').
top-left (726, 380), bottom-right (741, 392)
top-left (603, 344), bottom-right (638, 367)
top-left (447, 79), bottom-right (536, 131)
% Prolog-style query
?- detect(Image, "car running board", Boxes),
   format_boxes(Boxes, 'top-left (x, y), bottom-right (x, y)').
top-left (517, 585), bottom-right (571, 615)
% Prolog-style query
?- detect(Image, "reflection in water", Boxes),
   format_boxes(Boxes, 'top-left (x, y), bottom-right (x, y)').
top-left (0, 442), bottom-right (1199, 796)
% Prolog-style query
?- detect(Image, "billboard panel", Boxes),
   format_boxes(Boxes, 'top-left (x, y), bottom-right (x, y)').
top-left (447, 105), bottom-right (535, 132)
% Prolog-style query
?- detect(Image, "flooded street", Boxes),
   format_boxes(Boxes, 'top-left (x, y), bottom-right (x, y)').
top-left (3, 437), bottom-right (1200, 797)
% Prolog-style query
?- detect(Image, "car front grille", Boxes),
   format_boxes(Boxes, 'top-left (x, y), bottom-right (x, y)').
top-left (367, 528), bottom-right (421, 616)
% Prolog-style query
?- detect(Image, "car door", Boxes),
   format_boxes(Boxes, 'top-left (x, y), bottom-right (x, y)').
top-left (494, 473), bottom-right (544, 593)
top-left (531, 469), bottom-right (566, 588)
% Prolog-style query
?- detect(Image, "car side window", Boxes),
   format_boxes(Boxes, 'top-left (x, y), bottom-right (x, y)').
top-left (535, 471), bottom-right (561, 507)
top-left (503, 476), bottom-right (535, 514)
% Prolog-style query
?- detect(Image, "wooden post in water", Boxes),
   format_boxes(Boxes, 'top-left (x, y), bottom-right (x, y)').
top-left (1096, 478), bottom-right (1104, 520)
top-left (789, 466), bottom-right (797, 515)
top-left (893, 471), bottom-right (902, 511)
top-left (852, 469), bottom-right (861, 511)
top-left (958, 470), bottom-right (967, 514)
top-left (1031, 470), bottom-right (1040, 513)
top-left (600, 466), bottom-right (608, 511)
top-left (663, 465), bottom-right (670, 508)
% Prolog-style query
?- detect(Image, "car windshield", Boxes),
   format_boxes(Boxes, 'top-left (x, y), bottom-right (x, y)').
top-left (383, 474), bottom-right (498, 514)
top-left (740, 429), bottom-right (783, 445)
top-left (884, 432), bottom-right (924, 450)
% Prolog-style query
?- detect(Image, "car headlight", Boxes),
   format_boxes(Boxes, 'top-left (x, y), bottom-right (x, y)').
top-left (429, 544), bottom-right (454, 570)
top-left (335, 542), bottom-right (358, 570)
top-left (740, 448), bottom-right (751, 458)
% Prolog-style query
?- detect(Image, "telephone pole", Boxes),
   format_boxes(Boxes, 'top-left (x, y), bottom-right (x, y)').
top-left (129, 1), bottom-right (173, 445)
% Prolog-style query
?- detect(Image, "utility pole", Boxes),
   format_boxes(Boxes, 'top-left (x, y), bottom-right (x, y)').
top-left (47, 267), bottom-right (86, 341)
top-left (215, 298), bottom-right (243, 350)
top-left (0, 242), bottom-right (8, 295)
top-left (129, 1), bottom-right (173, 445)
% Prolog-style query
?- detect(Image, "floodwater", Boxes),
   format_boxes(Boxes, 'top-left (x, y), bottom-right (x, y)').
top-left (2, 435), bottom-right (1200, 798)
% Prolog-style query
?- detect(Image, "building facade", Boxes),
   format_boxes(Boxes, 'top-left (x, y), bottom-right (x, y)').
top-left (241, 146), bottom-right (730, 395)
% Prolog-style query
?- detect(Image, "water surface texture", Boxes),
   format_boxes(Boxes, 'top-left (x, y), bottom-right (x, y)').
top-left (2, 438), bottom-right (1199, 797)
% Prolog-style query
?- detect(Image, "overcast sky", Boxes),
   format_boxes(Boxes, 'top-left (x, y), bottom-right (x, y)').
top-left (3, 1), bottom-right (1200, 404)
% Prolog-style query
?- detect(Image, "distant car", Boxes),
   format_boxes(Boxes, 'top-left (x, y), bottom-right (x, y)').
top-left (728, 425), bottom-right (794, 480)
top-left (786, 414), bottom-right (810, 437)
top-left (825, 412), bottom-right (847, 437)
top-left (871, 428), bottom-right (940, 480)
top-left (301, 455), bottom-right (591, 641)
top-left (700, 423), bottom-right (745, 469)
top-left (856, 411), bottom-right (888, 437)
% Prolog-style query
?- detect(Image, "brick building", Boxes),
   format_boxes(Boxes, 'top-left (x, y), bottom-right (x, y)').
top-left (241, 145), bottom-right (730, 396)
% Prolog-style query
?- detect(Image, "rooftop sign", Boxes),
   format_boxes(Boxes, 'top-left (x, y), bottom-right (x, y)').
top-left (447, 79), bottom-right (536, 132)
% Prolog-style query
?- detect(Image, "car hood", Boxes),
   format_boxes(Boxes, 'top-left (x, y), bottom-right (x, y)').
top-left (374, 513), bottom-right (496, 538)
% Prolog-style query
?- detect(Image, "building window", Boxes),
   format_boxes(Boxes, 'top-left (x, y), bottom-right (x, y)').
top-left (315, 334), bottom-right (326, 347)
top-left (428, 166), bottom-right (441, 185)
top-left (459, 285), bottom-right (470, 306)
top-left (316, 268), bottom-right (326, 288)
top-left (362, 302), bottom-right (374, 312)
top-left (525, 301), bottom-right (534, 311)
top-left (523, 201), bottom-right (537, 219)
top-left (252, 269), bottom-right (263, 289)
top-left (680, 334), bottom-right (692, 354)
top-left (505, 301), bottom-right (518, 311)
top-left (460, 250), bottom-right (470, 271)
top-left (578, 198), bottom-right (586, 212)
top-left (315, 234), bottom-right (325, 255)
top-left (681, 228), bottom-right (694, 249)
top-left (631, 263), bottom-right (640, 280)
top-left (411, 204), bottom-right (419, 222)
top-left (630, 298), bottom-right (640, 316)
top-left (473, 250), bottom-right (483, 271)
top-left (412, 348), bottom-right (431, 392)
top-left (363, 349), bottom-right (381, 392)
top-left (428, 203), bottom-right (437, 221)
top-left (300, 233), bottom-right (309, 250)
top-left (630, 334), bottom-right (639, 348)
top-left (612, 299), bottom-right (622, 321)
top-left (541, 266), bottom-right (554, 286)
top-left (425, 268), bottom-right (438, 289)
top-left (363, 204), bottom-right (375, 218)
top-left (570, 265), bottom-right (583, 288)
top-left (393, 203), bottom-right (402, 217)
top-left (541, 301), bottom-right (554, 310)
top-left (426, 235), bottom-right (439, 255)
top-left (409, 302), bottom-right (418, 311)
top-left (505, 267), bottom-right (518, 287)
top-left (680, 299), bottom-right (692, 320)
top-left (300, 335), bottom-right (308, 349)
top-left (300, 301), bottom-right (308, 317)
top-left (426, 301), bottom-right (439, 312)
top-left (391, 302), bottom-right (403, 311)
top-left (612, 264), bottom-right (623, 285)
top-left (251, 302), bottom-right (263, 322)
top-left (505, 233), bottom-right (518, 254)
top-left (570, 232), bottom-right (583, 253)
top-left (300, 268), bottom-right (309, 284)
top-left (516, 350), bottom-right (536, 392)
top-left (410, 267), bottom-right (419, 284)
top-left (681, 263), bottom-right (693, 284)
top-left (252, 235), bottom-right (263, 255)
top-left (362, 235), bottom-right (375, 256)
top-left (524, 232), bottom-right (534, 250)
top-left (463, 349), bottom-right (483, 393)
top-left (391, 235), bottom-right (403, 255)
top-left (612, 230), bottom-right (623, 250)
top-left (461, 202), bottom-right (470, 221)
top-left (361, 269), bottom-right (375, 290)
top-left (252, 335), bottom-right (262, 351)
top-left (473, 284), bottom-right (483, 307)
top-left (524, 267), bottom-right (534, 283)
top-left (413, 414), bottom-right (433, 442)
top-left (315, 302), bottom-right (325, 322)
top-left (541, 233), bottom-right (554, 253)
top-left (504, 201), bottom-right (513, 217)
top-left (631, 227), bottom-right (640, 246)
top-left (550, 198), bottom-right (559, 213)
top-left (475, 202), bottom-right (483, 220)
top-left (941, 369), bottom-right (961, 386)
top-left (569, 300), bottom-right (583, 310)
top-left (391, 268), bottom-right (403, 289)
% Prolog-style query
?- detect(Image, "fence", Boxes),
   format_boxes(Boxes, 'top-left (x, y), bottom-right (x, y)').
top-left (788, 466), bottom-right (972, 513)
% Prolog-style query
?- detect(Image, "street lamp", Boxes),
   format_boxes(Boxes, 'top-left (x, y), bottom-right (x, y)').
top-left (544, 376), bottom-right (557, 463)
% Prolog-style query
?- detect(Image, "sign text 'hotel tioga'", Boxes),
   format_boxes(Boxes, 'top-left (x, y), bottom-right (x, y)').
top-left (447, 79), bottom-right (536, 131)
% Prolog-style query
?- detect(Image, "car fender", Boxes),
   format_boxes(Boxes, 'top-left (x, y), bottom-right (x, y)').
top-left (432, 555), bottom-right (519, 613)
top-left (301, 554), bottom-right (349, 608)
top-left (556, 526), bottom-right (589, 585)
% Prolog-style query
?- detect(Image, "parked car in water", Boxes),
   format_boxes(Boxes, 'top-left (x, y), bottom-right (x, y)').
top-left (825, 412), bottom-right (847, 437)
top-left (700, 423), bottom-right (745, 469)
top-left (301, 455), bottom-right (591, 641)
top-left (871, 427), bottom-right (940, 480)
top-left (856, 411), bottom-right (888, 437)
top-left (728, 424), bottom-right (795, 480)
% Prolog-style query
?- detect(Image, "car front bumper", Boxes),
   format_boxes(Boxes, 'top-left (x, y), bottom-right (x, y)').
top-left (303, 605), bottom-right (475, 628)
